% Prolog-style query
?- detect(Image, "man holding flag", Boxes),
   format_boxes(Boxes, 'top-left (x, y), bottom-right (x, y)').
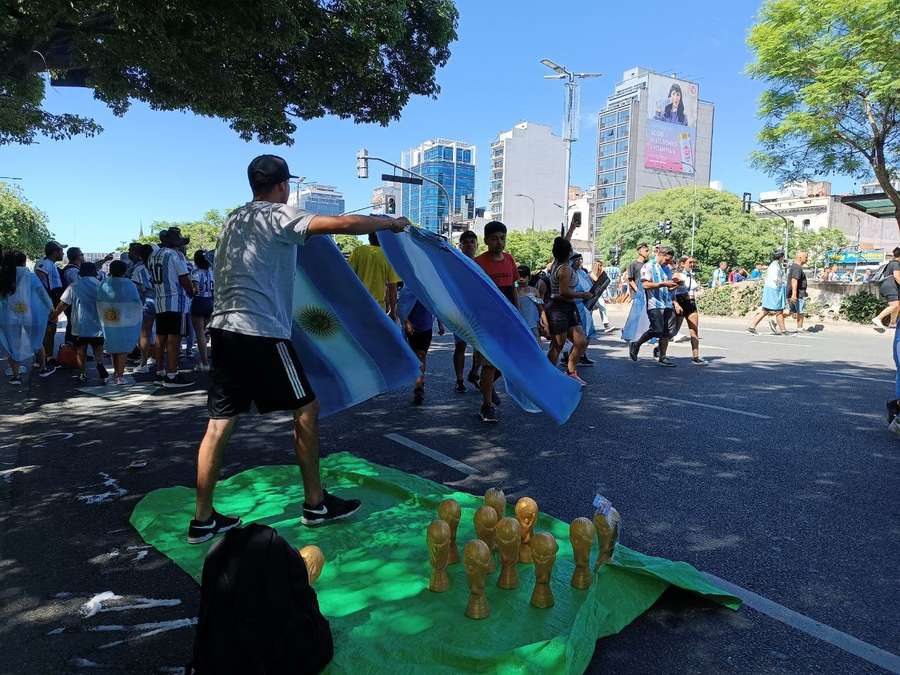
top-left (187, 155), bottom-right (409, 544)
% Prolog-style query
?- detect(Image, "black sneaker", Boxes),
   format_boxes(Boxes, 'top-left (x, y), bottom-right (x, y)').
top-left (628, 342), bottom-right (639, 361)
top-left (652, 346), bottom-right (660, 359)
top-left (97, 364), bottom-right (109, 382)
top-left (77, 372), bottom-right (88, 383)
top-left (480, 404), bottom-right (498, 423)
top-left (746, 327), bottom-right (758, 334)
top-left (154, 371), bottom-right (166, 386)
top-left (455, 380), bottom-right (466, 393)
top-left (8, 375), bottom-right (22, 386)
top-left (886, 399), bottom-right (900, 424)
top-left (413, 387), bottom-right (425, 405)
top-left (579, 355), bottom-right (594, 366)
top-left (38, 364), bottom-right (58, 378)
top-left (187, 510), bottom-right (242, 544)
top-left (467, 370), bottom-right (480, 386)
top-left (301, 489), bottom-right (362, 526)
top-left (657, 357), bottom-right (676, 367)
top-left (163, 372), bottom-right (195, 388)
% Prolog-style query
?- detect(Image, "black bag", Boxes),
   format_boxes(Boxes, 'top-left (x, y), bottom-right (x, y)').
top-left (188, 523), bottom-right (333, 675)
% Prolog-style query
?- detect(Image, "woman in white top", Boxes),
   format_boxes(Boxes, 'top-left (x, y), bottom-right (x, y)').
top-left (672, 256), bottom-right (707, 365)
top-left (746, 250), bottom-right (787, 335)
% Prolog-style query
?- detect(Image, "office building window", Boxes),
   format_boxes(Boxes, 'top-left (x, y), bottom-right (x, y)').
top-left (615, 155), bottom-right (628, 168)
top-left (613, 184), bottom-right (626, 197)
top-left (616, 124), bottom-right (629, 139)
top-left (617, 110), bottom-right (630, 124)
top-left (599, 157), bottom-right (615, 172)
top-left (616, 140), bottom-right (629, 154)
top-left (600, 126), bottom-right (615, 141)
top-left (599, 141), bottom-right (616, 158)
top-left (611, 198), bottom-right (626, 210)
top-left (600, 113), bottom-right (616, 127)
top-left (615, 169), bottom-right (627, 183)
top-left (598, 170), bottom-right (616, 186)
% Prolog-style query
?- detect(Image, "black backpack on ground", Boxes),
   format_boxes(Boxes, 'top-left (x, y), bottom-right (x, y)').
top-left (188, 523), bottom-right (333, 675)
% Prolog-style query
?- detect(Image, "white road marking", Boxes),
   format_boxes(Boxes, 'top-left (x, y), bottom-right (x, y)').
top-left (654, 395), bottom-right (772, 420)
top-left (704, 327), bottom-right (754, 335)
top-left (750, 340), bottom-right (809, 347)
top-left (817, 371), bottom-right (894, 384)
top-left (384, 433), bottom-right (479, 475)
top-left (703, 572), bottom-right (900, 674)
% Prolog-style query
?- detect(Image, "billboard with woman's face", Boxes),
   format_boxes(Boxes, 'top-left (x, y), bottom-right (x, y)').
top-left (643, 75), bottom-right (699, 174)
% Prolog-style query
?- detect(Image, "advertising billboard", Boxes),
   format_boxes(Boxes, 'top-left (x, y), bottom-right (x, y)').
top-left (644, 75), bottom-right (699, 174)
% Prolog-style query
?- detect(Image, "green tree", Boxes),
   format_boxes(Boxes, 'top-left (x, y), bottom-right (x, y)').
top-left (747, 0), bottom-right (900, 230)
top-left (335, 234), bottom-right (363, 255)
top-left (0, 181), bottom-right (54, 259)
top-left (133, 209), bottom-right (232, 252)
top-left (595, 188), bottom-right (784, 276)
top-left (793, 227), bottom-right (847, 268)
top-left (504, 230), bottom-right (557, 270)
top-left (2, 1), bottom-right (458, 145)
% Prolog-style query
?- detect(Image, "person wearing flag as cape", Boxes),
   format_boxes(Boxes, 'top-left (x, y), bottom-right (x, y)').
top-left (187, 155), bottom-right (409, 544)
top-left (98, 260), bottom-right (143, 385)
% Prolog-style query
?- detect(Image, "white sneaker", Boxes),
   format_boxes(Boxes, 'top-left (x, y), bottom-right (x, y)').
top-left (146, 357), bottom-right (157, 367)
top-left (889, 417), bottom-right (900, 437)
top-left (872, 319), bottom-right (886, 333)
top-left (133, 364), bottom-right (152, 374)
top-left (194, 363), bottom-right (210, 372)
top-left (672, 334), bottom-right (690, 343)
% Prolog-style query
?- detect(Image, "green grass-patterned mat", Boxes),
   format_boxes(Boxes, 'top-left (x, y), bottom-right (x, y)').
top-left (130, 452), bottom-right (739, 674)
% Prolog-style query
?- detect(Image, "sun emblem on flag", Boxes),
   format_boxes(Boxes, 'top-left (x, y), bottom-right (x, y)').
top-left (103, 308), bottom-right (120, 322)
top-left (12, 302), bottom-right (27, 314)
top-left (295, 305), bottom-right (340, 338)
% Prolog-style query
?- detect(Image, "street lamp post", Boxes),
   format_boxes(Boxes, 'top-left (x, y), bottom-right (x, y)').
top-left (540, 59), bottom-right (601, 233)
top-left (515, 193), bottom-right (535, 232)
top-left (742, 191), bottom-right (792, 264)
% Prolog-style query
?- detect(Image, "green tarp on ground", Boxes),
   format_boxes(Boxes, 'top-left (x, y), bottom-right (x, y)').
top-left (130, 452), bottom-right (740, 674)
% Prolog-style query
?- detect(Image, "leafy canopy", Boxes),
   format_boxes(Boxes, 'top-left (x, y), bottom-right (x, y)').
top-left (2, 1), bottom-right (459, 145)
top-left (0, 182), bottom-right (54, 260)
top-left (594, 187), bottom-right (846, 275)
top-left (132, 209), bottom-right (232, 252)
top-left (503, 230), bottom-right (558, 271)
top-left (746, 0), bottom-right (900, 228)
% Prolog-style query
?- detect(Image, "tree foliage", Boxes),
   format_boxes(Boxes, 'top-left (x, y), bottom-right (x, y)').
top-left (594, 187), bottom-right (846, 275)
top-left (503, 230), bottom-right (558, 271)
top-left (2, 1), bottom-right (459, 145)
top-left (0, 182), bottom-right (54, 260)
top-left (132, 209), bottom-right (232, 252)
top-left (335, 234), bottom-right (363, 255)
top-left (746, 0), bottom-right (900, 229)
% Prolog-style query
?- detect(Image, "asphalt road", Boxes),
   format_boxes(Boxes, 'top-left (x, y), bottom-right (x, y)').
top-left (1, 313), bottom-right (898, 674)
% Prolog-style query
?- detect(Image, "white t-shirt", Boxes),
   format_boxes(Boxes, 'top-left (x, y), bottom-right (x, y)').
top-left (209, 201), bottom-right (314, 339)
top-left (60, 284), bottom-right (76, 306)
top-left (35, 258), bottom-right (61, 290)
top-left (148, 247), bottom-right (189, 313)
top-left (674, 269), bottom-right (700, 297)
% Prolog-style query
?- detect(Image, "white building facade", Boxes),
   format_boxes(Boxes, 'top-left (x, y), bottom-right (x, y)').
top-left (371, 185), bottom-right (401, 215)
top-left (489, 122), bottom-right (566, 231)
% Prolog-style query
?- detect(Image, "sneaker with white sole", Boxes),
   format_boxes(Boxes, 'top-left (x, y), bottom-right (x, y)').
top-left (8, 375), bottom-right (22, 386)
top-left (163, 372), bottom-right (195, 388)
top-left (692, 357), bottom-right (709, 366)
top-left (301, 490), bottom-right (362, 526)
top-left (672, 334), bottom-right (690, 343)
top-left (187, 510), bottom-right (242, 544)
top-left (872, 318), bottom-right (886, 333)
top-left (113, 375), bottom-right (127, 385)
top-left (38, 364), bottom-right (59, 378)
top-left (657, 357), bottom-right (676, 367)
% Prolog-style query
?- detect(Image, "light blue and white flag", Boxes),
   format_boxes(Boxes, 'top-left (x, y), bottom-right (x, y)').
top-left (70, 277), bottom-right (103, 338)
top-left (0, 268), bottom-right (52, 363)
top-left (292, 235), bottom-right (420, 418)
top-left (98, 277), bottom-right (143, 354)
top-left (621, 286), bottom-right (649, 343)
top-left (379, 228), bottom-right (582, 425)
top-left (574, 267), bottom-right (596, 339)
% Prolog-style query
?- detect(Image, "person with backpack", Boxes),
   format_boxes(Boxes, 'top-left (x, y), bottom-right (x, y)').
top-left (871, 247), bottom-right (900, 333)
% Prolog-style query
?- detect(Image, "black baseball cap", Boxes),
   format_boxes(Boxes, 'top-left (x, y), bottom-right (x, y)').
top-left (247, 155), bottom-right (298, 190)
top-left (160, 227), bottom-right (190, 247)
top-left (45, 240), bottom-right (67, 256)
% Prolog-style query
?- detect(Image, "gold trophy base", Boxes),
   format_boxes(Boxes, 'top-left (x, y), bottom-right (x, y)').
top-left (429, 570), bottom-right (449, 593)
top-left (530, 584), bottom-right (555, 609)
top-left (571, 566), bottom-right (592, 590)
top-left (518, 543), bottom-right (533, 564)
top-left (497, 567), bottom-right (518, 590)
top-left (465, 596), bottom-right (490, 619)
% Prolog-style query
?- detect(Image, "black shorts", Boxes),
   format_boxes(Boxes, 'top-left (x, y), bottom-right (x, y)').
top-left (208, 328), bottom-right (315, 418)
top-left (674, 295), bottom-right (697, 316)
top-left (646, 308), bottom-right (676, 339)
top-left (156, 311), bottom-right (186, 336)
top-left (190, 297), bottom-right (213, 320)
top-left (74, 336), bottom-right (104, 349)
top-left (407, 329), bottom-right (433, 353)
top-left (546, 300), bottom-right (581, 336)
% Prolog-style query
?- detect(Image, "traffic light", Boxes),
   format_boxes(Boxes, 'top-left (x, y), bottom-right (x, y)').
top-left (356, 148), bottom-right (369, 179)
top-left (741, 192), bottom-right (752, 214)
top-left (386, 196), bottom-right (396, 214)
top-left (656, 220), bottom-right (672, 236)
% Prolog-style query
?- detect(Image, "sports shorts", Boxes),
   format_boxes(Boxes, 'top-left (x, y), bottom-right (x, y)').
top-left (407, 329), bottom-right (433, 353)
top-left (646, 308), bottom-right (676, 339)
top-left (208, 328), bottom-right (315, 418)
top-left (546, 299), bottom-right (581, 336)
top-left (156, 311), bottom-right (186, 336)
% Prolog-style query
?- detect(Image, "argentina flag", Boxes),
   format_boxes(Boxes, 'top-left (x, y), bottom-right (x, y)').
top-left (292, 235), bottom-right (420, 418)
top-left (379, 228), bottom-right (582, 425)
top-left (97, 277), bottom-right (143, 354)
top-left (0, 268), bottom-right (52, 363)
top-left (621, 286), bottom-right (650, 343)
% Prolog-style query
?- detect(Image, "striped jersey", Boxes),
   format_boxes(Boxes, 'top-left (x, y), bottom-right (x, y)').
top-left (148, 247), bottom-right (189, 313)
top-left (130, 262), bottom-right (154, 302)
top-left (192, 268), bottom-right (214, 298)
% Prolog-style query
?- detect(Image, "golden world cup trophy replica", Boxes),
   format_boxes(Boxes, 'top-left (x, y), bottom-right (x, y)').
top-left (298, 545), bottom-right (325, 584)
top-left (593, 507), bottom-right (621, 570)
top-left (427, 519), bottom-right (452, 593)
top-left (529, 532), bottom-right (558, 609)
top-left (437, 499), bottom-right (462, 564)
top-left (484, 487), bottom-right (506, 521)
top-left (463, 539), bottom-right (492, 619)
top-left (495, 517), bottom-right (521, 590)
top-left (569, 518), bottom-right (596, 589)
top-left (514, 497), bottom-right (538, 563)
top-left (473, 505), bottom-right (499, 572)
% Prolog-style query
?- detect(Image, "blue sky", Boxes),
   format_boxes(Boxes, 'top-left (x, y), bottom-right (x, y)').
top-left (1, 0), bottom-right (859, 251)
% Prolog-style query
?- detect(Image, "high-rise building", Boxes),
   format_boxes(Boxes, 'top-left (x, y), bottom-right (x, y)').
top-left (489, 122), bottom-right (566, 231)
top-left (401, 139), bottom-right (476, 233)
top-left (593, 67), bottom-right (714, 238)
top-left (371, 185), bottom-right (401, 215)
top-left (289, 183), bottom-right (345, 216)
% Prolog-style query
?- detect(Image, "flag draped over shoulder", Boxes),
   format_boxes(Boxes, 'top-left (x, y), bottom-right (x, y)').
top-left (621, 288), bottom-right (649, 343)
top-left (379, 228), bottom-right (582, 425)
top-left (98, 277), bottom-right (143, 354)
top-left (292, 235), bottom-right (420, 418)
top-left (0, 268), bottom-right (51, 363)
